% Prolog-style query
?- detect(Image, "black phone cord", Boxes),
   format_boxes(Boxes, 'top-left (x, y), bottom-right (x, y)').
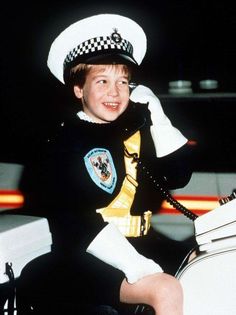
top-left (125, 148), bottom-right (198, 221)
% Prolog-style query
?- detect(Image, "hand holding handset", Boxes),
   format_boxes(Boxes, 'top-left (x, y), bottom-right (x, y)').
top-left (129, 84), bottom-right (187, 157)
top-left (128, 84), bottom-right (198, 221)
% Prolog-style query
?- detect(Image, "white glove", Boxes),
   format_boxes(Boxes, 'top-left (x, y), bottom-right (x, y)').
top-left (86, 223), bottom-right (163, 284)
top-left (130, 85), bottom-right (187, 157)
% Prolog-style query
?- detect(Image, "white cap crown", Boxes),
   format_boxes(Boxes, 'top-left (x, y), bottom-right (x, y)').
top-left (47, 14), bottom-right (147, 83)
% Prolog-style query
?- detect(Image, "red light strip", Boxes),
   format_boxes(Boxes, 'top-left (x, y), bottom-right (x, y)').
top-left (159, 195), bottom-right (220, 216)
top-left (0, 190), bottom-right (24, 208)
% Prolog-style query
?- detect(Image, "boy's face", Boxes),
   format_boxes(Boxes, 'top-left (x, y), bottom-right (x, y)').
top-left (74, 64), bottom-right (130, 123)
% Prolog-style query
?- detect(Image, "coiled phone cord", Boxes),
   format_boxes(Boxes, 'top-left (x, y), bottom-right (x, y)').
top-left (125, 148), bottom-right (198, 221)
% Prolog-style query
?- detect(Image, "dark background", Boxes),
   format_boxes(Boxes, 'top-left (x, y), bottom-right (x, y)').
top-left (1, 0), bottom-right (236, 171)
top-left (1, 1), bottom-right (235, 91)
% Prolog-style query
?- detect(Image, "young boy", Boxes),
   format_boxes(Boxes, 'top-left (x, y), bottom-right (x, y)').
top-left (18, 13), bottom-right (194, 315)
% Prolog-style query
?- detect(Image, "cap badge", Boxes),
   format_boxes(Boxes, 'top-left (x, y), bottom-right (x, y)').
top-left (111, 28), bottom-right (122, 44)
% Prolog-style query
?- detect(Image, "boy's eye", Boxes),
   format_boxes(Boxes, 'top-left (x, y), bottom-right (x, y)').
top-left (118, 80), bottom-right (128, 85)
top-left (98, 80), bottom-right (106, 84)
top-left (95, 79), bottom-right (129, 86)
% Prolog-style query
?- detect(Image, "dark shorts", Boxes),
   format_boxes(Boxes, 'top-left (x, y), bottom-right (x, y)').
top-left (16, 228), bottom-right (196, 314)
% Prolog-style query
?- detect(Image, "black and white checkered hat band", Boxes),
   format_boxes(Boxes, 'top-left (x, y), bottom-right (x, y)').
top-left (64, 36), bottom-right (134, 66)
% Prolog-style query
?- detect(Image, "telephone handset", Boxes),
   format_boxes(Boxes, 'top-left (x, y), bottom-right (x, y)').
top-left (124, 148), bottom-right (198, 222)
top-left (129, 82), bottom-right (138, 90)
top-left (128, 82), bottom-right (198, 221)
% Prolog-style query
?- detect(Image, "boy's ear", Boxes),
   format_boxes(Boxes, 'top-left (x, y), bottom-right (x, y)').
top-left (74, 86), bottom-right (83, 99)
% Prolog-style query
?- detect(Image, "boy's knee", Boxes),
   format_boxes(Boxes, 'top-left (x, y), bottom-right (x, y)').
top-left (151, 273), bottom-right (183, 304)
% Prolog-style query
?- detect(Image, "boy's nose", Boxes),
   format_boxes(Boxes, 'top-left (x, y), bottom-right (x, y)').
top-left (107, 84), bottom-right (119, 96)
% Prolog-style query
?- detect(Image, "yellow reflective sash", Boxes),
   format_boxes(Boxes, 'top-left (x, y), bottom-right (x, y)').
top-left (96, 131), bottom-right (152, 237)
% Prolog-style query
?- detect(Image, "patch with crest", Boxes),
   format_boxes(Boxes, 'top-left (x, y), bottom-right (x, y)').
top-left (84, 148), bottom-right (117, 194)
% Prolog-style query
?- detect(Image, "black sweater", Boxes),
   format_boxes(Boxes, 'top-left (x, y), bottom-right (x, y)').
top-left (19, 101), bottom-right (193, 254)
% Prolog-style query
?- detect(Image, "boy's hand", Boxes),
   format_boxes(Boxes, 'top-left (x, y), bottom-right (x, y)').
top-left (130, 85), bottom-right (187, 157)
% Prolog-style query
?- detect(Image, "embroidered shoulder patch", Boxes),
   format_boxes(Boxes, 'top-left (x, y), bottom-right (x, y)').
top-left (84, 148), bottom-right (117, 194)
